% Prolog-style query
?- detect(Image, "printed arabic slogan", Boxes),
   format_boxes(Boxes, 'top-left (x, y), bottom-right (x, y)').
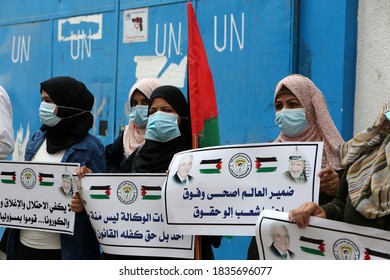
top-left (256, 210), bottom-right (390, 260)
top-left (0, 160), bottom-right (79, 234)
top-left (79, 173), bottom-right (194, 259)
top-left (163, 142), bottom-right (323, 236)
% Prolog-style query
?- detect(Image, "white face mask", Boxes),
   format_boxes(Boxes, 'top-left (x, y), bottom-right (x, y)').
top-left (129, 105), bottom-right (148, 127)
top-left (145, 111), bottom-right (181, 142)
top-left (39, 102), bottom-right (61, 127)
top-left (275, 108), bottom-right (308, 136)
top-left (385, 111), bottom-right (390, 121)
top-left (39, 102), bottom-right (92, 127)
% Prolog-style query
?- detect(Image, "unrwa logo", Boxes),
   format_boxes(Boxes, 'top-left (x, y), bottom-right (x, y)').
top-left (21, 168), bottom-right (36, 189)
top-left (117, 181), bottom-right (138, 204)
top-left (228, 153), bottom-right (252, 179)
top-left (333, 238), bottom-right (360, 260)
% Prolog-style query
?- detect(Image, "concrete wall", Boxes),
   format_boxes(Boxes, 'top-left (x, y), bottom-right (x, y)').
top-left (355, 0), bottom-right (390, 134)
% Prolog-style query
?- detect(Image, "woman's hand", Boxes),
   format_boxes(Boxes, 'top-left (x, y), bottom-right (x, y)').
top-left (70, 193), bottom-right (84, 213)
top-left (318, 167), bottom-right (339, 196)
top-left (289, 201), bottom-right (326, 228)
top-left (76, 166), bottom-right (92, 178)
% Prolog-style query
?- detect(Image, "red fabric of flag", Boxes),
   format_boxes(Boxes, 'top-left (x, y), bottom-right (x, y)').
top-left (187, 2), bottom-right (220, 148)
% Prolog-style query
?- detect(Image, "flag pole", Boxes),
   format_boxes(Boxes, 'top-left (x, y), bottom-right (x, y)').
top-left (188, 0), bottom-right (220, 260)
top-left (192, 134), bottom-right (202, 260)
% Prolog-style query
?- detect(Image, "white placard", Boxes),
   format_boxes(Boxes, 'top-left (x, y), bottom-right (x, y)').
top-left (256, 209), bottom-right (390, 260)
top-left (80, 173), bottom-right (194, 259)
top-left (163, 142), bottom-right (323, 236)
top-left (0, 160), bottom-right (78, 234)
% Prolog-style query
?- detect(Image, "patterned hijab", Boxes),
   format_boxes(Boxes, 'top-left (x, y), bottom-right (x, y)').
top-left (40, 76), bottom-right (94, 154)
top-left (123, 78), bottom-right (160, 158)
top-left (274, 74), bottom-right (345, 170)
top-left (130, 85), bottom-right (192, 173)
top-left (340, 101), bottom-right (390, 219)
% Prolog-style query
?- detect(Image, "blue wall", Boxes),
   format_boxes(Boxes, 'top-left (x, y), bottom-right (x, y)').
top-left (297, 0), bottom-right (358, 141)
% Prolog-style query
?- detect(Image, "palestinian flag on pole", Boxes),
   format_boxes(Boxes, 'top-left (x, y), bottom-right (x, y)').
top-left (299, 236), bottom-right (326, 256)
top-left (187, 2), bottom-right (221, 261)
top-left (1, 171), bottom-right (16, 184)
top-left (255, 157), bottom-right (278, 173)
top-left (89, 185), bottom-right (111, 199)
top-left (39, 173), bottom-right (54, 186)
top-left (364, 248), bottom-right (390, 260)
top-left (141, 185), bottom-right (161, 200)
top-left (187, 2), bottom-right (220, 149)
top-left (199, 158), bottom-right (222, 174)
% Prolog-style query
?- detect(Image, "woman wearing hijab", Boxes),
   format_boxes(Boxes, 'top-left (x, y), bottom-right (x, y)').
top-left (247, 74), bottom-right (345, 259)
top-left (7, 76), bottom-right (106, 260)
top-left (273, 74), bottom-right (345, 200)
top-left (124, 85), bottom-right (192, 173)
top-left (99, 85), bottom-right (220, 260)
top-left (289, 101), bottom-right (390, 231)
top-left (105, 78), bottom-right (160, 172)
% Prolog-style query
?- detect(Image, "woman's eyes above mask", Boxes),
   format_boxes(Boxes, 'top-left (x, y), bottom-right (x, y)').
top-left (275, 101), bottom-right (302, 111)
top-left (41, 97), bottom-right (54, 103)
top-left (275, 103), bottom-right (283, 111)
top-left (131, 99), bottom-right (149, 107)
top-left (149, 107), bottom-right (175, 115)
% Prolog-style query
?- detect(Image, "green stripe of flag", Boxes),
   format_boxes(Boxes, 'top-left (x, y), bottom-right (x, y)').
top-left (199, 117), bottom-right (220, 147)
top-left (90, 194), bottom-right (110, 199)
top-left (1, 179), bottom-right (15, 184)
top-left (199, 169), bottom-right (221, 174)
top-left (256, 167), bottom-right (277, 173)
top-left (142, 195), bottom-right (161, 200)
top-left (300, 246), bottom-right (325, 256)
top-left (39, 182), bottom-right (54, 186)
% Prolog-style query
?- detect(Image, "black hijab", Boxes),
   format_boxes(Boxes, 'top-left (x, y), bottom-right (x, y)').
top-left (40, 76), bottom-right (94, 154)
top-left (130, 85), bottom-right (192, 173)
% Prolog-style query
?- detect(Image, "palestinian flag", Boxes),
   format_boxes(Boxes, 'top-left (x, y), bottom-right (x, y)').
top-left (89, 185), bottom-right (111, 199)
top-left (38, 173), bottom-right (54, 186)
top-left (1, 171), bottom-right (16, 184)
top-left (187, 2), bottom-right (220, 149)
top-left (299, 236), bottom-right (326, 256)
top-left (364, 248), bottom-right (390, 260)
top-left (199, 158), bottom-right (222, 174)
top-left (141, 185), bottom-right (161, 200)
top-left (255, 157), bottom-right (278, 173)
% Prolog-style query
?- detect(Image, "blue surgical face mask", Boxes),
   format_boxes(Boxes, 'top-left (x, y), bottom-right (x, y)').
top-left (129, 105), bottom-right (148, 127)
top-left (275, 108), bottom-right (308, 136)
top-left (385, 111), bottom-right (390, 121)
top-left (145, 111), bottom-right (181, 142)
top-left (39, 102), bottom-right (61, 127)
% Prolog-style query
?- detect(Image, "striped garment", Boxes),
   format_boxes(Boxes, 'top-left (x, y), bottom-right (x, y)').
top-left (340, 102), bottom-right (390, 219)
top-left (0, 86), bottom-right (14, 159)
